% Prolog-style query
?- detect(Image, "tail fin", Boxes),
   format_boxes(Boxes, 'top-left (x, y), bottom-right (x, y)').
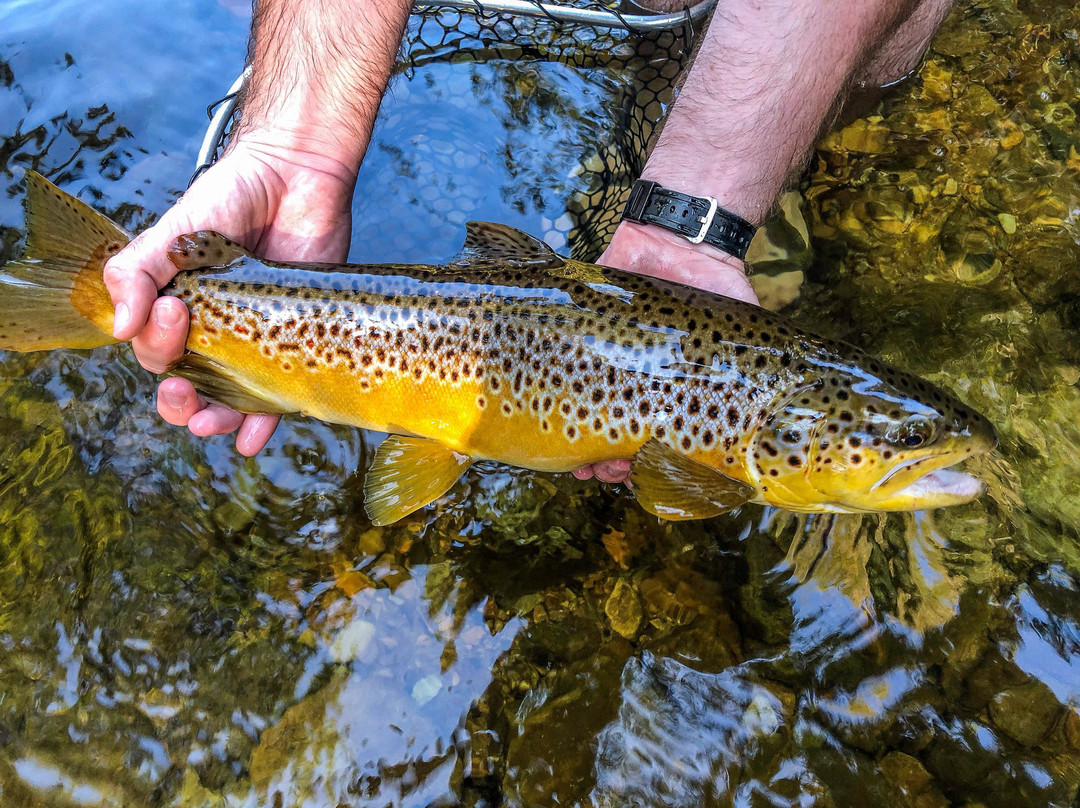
top-left (0, 171), bottom-right (130, 352)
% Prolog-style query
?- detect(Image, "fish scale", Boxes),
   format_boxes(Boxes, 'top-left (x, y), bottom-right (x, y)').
top-left (1, 172), bottom-right (996, 525)
top-left (171, 252), bottom-right (802, 474)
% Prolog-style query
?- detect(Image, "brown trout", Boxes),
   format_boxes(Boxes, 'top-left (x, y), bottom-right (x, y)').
top-left (0, 172), bottom-right (995, 524)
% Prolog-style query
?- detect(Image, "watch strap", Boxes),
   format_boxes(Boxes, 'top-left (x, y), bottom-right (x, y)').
top-left (621, 179), bottom-right (756, 260)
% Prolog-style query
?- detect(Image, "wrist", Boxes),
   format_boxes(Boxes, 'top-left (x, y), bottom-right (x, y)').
top-left (602, 221), bottom-right (757, 305)
top-left (224, 131), bottom-right (362, 195)
top-left (622, 179), bottom-right (756, 260)
top-left (637, 165), bottom-right (772, 230)
top-left (609, 221), bottom-right (748, 273)
top-left (235, 0), bottom-right (413, 176)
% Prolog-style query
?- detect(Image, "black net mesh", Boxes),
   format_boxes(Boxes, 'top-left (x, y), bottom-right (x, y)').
top-left (401, 6), bottom-right (695, 259)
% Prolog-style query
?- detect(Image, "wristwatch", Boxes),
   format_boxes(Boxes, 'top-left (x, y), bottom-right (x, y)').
top-left (621, 179), bottom-right (757, 260)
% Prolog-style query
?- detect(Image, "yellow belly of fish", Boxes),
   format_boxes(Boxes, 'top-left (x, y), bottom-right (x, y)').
top-left (190, 327), bottom-right (648, 471)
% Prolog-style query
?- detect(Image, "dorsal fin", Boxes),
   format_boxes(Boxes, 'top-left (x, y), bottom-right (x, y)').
top-left (454, 222), bottom-right (565, 269)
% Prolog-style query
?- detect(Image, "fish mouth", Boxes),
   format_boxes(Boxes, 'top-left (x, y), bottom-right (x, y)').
top-left (868, 455), bottom-right (985, 510)
top-left (883, 466), bottom-right (985, 508)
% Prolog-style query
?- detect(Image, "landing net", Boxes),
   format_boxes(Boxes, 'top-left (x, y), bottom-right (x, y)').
top-left (195, 0), bottom-right (712, 259)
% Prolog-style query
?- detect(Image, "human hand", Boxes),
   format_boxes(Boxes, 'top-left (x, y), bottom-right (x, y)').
top-left (104, 139), bottom-right (357, 455)
top-left (572, 220), bottom-right (759, 483)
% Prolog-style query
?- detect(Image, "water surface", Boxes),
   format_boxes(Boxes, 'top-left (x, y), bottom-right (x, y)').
top-left (2, 0), bottom-right (1080, 805)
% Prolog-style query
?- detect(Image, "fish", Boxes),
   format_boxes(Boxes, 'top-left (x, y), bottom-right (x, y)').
top-left (0, 171), bottom-right (996, 525)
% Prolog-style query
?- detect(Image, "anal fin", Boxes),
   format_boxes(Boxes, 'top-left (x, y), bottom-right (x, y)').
top-left (629, 439), bottom-right (753, 520)
top-left (364, 435), bottom-right (473, 526)
top-left (168, 354), bottom-right (290, 414)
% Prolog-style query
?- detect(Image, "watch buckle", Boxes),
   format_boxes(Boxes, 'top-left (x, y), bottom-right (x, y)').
top-left (688, 196), bottom-right (718, 244)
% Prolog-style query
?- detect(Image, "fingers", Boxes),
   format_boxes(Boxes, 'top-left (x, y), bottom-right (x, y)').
top-left (105, 224), bottom-right (194, 342)
top-left (572, 459), bottom-right (632, 483)
top-left (132, 297), bottom-right (189, 374)
top-left (188, 405), bottom-right (246, 438)
top-left (236, 414), bottom-right (282, 456)
top-left (156, 377), bottom-right (281, 454)
top-left (593, 459), bottom-right (631, 483)
top-left (157, 379), bottom-right (244, 436)
top-left (157, 377), bottom-right (205, 426)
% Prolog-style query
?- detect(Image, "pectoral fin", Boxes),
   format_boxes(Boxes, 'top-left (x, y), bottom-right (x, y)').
top-left (629, 439), bottom-right (753, 520)
top-left (364, 435), bottom-right (473, 526)
top-left (168, 354), bottom-right (290, 414)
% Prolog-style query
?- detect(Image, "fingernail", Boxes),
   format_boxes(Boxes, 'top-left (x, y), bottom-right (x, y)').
top-left (154, 303), bottom-right (186, 328)
top-left (113, 302), bottom-right (130, 338)
top-left (161, 389), bottom-right (185, 413)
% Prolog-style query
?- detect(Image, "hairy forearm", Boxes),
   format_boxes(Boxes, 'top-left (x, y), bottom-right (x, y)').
top-left (645, 0), bottom-right (927, 226)
top-left (235, 0), bottom-right (413, 172)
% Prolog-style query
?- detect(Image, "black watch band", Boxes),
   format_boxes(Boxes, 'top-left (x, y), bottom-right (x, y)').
top-left (621, 179), bottom-right (756, 260)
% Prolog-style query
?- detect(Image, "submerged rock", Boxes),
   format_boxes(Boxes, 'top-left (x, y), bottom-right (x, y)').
top-left (605, 578), bottom-right (644, 640)
top-left (989, 680), bottom-right (1063, 748)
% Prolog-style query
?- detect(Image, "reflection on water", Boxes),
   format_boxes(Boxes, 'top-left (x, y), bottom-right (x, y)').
top-left (3, 0), bottom-right (1080, 805)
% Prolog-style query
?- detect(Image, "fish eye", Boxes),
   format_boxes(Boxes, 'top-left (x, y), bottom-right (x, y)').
top-left (897, 415), bottom-right (936, 449)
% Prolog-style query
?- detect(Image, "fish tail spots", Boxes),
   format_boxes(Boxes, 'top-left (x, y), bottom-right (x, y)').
top-left (0, 171), bottom-right (130, 352)
top-left (167, 231), bottom-right (249, 270)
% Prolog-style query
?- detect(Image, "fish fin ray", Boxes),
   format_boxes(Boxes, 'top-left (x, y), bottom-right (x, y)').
top-left (456, 222), bottom-right (564, 268)
top-left (168, 231), bottom-right (251, 270)
top-left (364, 435), bottom-right (472, 526)
top-left (168, 354), bottom-right (290, 414)
top-left (0, 171), bottom-right (128, 352)
top-left (629, 439), bottom-right (753, 520)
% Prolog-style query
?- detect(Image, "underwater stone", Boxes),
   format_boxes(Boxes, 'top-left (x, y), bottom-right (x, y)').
top-left (517, 615), bottom-right (602, 665)
top-left (988, 680), bottom-right (1063, 748)
top-left (327, 619), bottom-right (376, 664)
top-left (1065, 709), bottom-right (1080, 751)
top-left (1012, 235), bottom-right (1080, 306)
top-left (356, 527), bottom-right (386, 555)
top-left (878, 751), bottom-right (943, 806)
top-left (248, 667), bottom-right (349, 796)
top-left (504, 644), bottom-right (630, 805)
top-left (605, 579), bottom-right (644, 640)
top-left (173, 768), bottom-right (226, 808)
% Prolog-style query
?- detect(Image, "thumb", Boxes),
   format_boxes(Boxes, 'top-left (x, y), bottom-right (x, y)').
top-left (104, 223), bottom-right (188, 340)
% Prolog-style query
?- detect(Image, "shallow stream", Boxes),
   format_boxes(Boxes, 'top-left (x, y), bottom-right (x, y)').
top-left (2, 0), bottom-right (1080, 805)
